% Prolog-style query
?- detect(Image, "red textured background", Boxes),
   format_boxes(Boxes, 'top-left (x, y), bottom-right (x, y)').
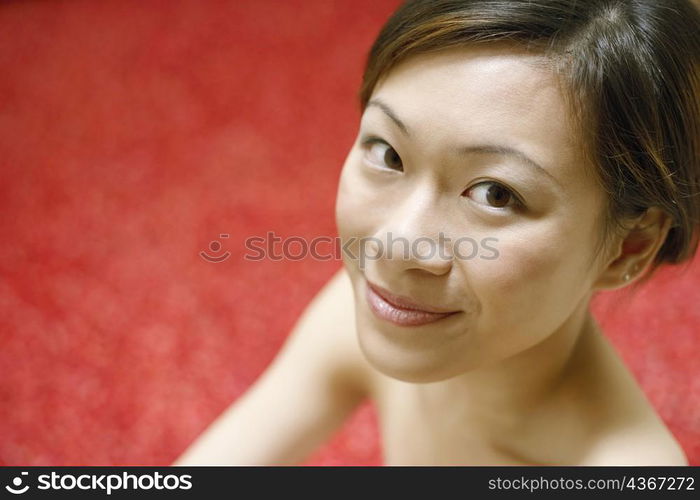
top-left (0, 0), bottom-right (697, 466)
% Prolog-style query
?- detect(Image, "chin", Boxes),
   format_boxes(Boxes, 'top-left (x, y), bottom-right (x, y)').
top-left (356, 320), bottom-right (478, 384)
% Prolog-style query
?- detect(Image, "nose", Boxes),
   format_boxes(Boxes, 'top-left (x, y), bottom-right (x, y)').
top-left (368, 192), bottom-right (454, 277)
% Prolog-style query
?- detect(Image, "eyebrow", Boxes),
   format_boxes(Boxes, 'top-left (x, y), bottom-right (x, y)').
top-left (366, 98), bottom-right (561, 188)
top-left (367, 99), bottom-right (412, 136)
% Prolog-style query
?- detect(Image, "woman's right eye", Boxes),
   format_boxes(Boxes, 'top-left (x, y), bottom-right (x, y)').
top-left (361, 137), bottom-right (403, 172)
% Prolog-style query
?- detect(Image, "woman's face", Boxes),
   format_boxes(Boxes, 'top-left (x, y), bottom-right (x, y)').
top-left (335, 44), bottom-right (609, 383)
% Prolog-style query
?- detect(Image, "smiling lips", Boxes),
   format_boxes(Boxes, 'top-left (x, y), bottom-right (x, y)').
top-left (365, 280), bottom-right (460, 327)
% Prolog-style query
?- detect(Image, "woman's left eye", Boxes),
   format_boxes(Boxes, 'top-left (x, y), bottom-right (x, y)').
top-left (463, 181), bottom-right (523, 210)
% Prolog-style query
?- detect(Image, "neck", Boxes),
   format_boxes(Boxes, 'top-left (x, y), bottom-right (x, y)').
top-left (414, 293), bottom-right (597, 438)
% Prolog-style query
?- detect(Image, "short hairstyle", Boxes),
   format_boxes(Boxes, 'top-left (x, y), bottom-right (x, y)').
top-left (359, 0), bottom-right (700, 285)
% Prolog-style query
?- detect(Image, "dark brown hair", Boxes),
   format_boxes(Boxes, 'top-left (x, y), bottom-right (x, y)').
top-left (359, 0), bottom-right (700, 285)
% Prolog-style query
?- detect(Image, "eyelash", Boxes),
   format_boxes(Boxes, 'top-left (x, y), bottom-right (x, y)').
top-left (361, 136), bottom-right (403, 172)
top-left (359, 135), bottom-right (526, 211)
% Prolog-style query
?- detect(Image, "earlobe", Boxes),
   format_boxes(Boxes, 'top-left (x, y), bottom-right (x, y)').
top-left (591, 207), bottom-right (672, 291)
top-left (622, 263), bottom-right (641, 283)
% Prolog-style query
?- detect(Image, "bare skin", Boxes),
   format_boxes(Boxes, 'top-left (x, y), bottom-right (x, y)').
top-left (173, 268), bottom-right (687, 465)
top-left (174, 44), bottom-right (689, 466)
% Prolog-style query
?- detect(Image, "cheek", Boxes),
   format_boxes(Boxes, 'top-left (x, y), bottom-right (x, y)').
top-left (334, 164), bottom-right (361, 239)
top-left (335, 153), bottom-right (390, 243)
top-left (468, 220), bottom-right (595, 345)
top-left (335, 157), bottom-right (378, 271)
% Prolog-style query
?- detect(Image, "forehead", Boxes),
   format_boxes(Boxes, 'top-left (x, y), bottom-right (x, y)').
top-left (368, 44), bottom-right (590, 186)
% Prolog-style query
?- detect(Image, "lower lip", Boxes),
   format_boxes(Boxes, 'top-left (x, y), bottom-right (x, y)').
top-left (365, 283), bottom-right (458, 327)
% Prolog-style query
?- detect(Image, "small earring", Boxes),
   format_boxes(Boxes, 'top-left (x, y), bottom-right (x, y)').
top-left (623, 272), bottom-right (631, 282)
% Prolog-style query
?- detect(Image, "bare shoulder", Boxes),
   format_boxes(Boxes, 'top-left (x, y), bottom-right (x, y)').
top-left (172, 267), bottom-right (373, 465)
top-left (579, 422), bottom-right (689, 466)
top-left (572, 329), bottom-right (689, 466)
top-left (303, 266), bottom-right (375, 399)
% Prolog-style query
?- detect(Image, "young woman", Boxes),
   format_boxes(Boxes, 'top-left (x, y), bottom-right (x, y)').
top-left (174, 0), bottom-right (699, 465)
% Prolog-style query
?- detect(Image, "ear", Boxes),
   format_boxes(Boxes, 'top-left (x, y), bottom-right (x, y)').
top-left (591, 207), bottom-right (673, 291)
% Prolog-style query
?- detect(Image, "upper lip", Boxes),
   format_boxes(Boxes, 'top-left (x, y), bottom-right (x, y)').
top-left (367, 280), bottom-right (460, 314)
